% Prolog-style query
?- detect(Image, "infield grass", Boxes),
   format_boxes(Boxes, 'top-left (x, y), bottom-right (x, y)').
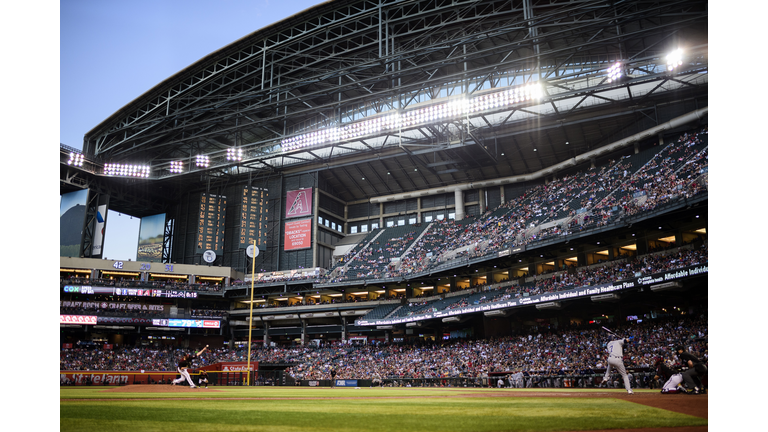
top-left (60, 387), bottom-right (707, 432)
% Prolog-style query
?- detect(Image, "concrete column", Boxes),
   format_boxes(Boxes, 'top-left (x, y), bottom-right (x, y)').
top-left (312, 188), bottom-right (319, 268)
top-left (500, 185), bottom-right (505, 205)
top-left (479, 188), bottom-right (486, 214)
top-left (455, 189), bottom-right (465, 221)
top-left (341, 316), bottom-right (347, 344)
top-left (417, 197), bottom-right (422, 223)
top-left (263, 322), bottom-right (270, 347)
top-left (301, 319), bottom-right (307, 346)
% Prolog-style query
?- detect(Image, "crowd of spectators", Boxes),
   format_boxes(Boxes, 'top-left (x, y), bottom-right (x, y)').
top-left (474, 245), bottom-right (707, 303)
top-left (225, 241), bottom-right (706, 313)
top-left (60, 313), bottom-right (707, 386)
top-left (315, 128), bottom-right (707, 283)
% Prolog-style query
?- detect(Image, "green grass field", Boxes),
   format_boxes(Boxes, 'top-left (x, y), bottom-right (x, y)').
top-left (60, 387), bottom-right (707, 432)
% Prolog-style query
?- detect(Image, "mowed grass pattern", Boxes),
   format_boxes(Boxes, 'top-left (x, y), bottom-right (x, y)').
top-left (60, 387), bottom-right (707, 432)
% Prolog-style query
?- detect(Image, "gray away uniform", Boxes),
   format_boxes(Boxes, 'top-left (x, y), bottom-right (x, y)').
top-left (602, 338), bottom-right (633, 394)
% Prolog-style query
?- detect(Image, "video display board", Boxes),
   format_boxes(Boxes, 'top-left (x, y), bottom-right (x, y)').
top-left (60, 190), bottom-right (88, 257)
top-left (196, 193), bottom-right (226, 254)
top-left (152, 319), bottom-right (221, 329)
top-left (137, 213), bottom-right (165, 262)
top-left (239, 186), bottom-right (269, 249)
top-left (62, 285), bottom-right (198, 299)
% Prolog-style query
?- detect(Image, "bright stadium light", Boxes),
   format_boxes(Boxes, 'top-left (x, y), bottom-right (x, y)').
top-left (195, 155), bottom-right (210, 168)
top-left (227, 148), bottom-right (243, 161)
top-left (607, 62), bottom-right (622, 82)
top-left (169, 161), bottom-right (184, 173)
top-left (68, 152), bottom-right (84, 167)
top-left (104, 163), bottom-right (150, 178)
top-left (666, 48), bottom-right (683, 71)
top-left (280, 82), bottom-right (542, 152)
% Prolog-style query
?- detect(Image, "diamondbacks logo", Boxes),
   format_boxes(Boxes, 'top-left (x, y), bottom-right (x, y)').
top-left (285, 188), bottom-right (312, 218)
top-left (288, 190), bottom-right (307, 215)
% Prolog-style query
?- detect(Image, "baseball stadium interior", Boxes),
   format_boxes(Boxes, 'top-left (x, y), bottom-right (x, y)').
top-left (60, 0), bottom-right (708, 390)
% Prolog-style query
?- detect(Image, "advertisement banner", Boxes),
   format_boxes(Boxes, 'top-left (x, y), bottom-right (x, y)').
top-left (60, 315), bottom-right (97, 325)
top-left (335, 379), bottom-right (358, 387)
top-left (62, 285), bottom-right (197, 299)
top-left (60, 300), bottom-right (167, 313)
top-left (163, 319), bottom-right (221, 329)
top-left (61, 372), bottom-right (133, 386)
top-left (285, 188), bottom-right (312, 218)
top-left (98, 317), bottom-right (154, 325)
top-left (219, 362), bottom-right (258, 372)
top-left (284, 218), bottom-right (312, 251)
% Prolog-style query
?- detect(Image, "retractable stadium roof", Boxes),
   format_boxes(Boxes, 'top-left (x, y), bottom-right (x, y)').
top-left (75, 0), bottom-right (707, 209)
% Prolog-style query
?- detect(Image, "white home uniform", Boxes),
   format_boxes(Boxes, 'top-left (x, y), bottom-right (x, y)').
top-left (662, 373), bottom-right (684, 393)
top-left (172, 356), bottom-right (198, 388)
top-left (602, 338), bottom-right (633, 394)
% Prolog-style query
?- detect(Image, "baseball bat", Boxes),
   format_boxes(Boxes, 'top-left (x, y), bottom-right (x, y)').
top-left (601, 326), bottom-right (623, 338)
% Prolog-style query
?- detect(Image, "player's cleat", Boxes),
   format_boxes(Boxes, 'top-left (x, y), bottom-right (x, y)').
top-left (627, 390), bottom-right (634, 395)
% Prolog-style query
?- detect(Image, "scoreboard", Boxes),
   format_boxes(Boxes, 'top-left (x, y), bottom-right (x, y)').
top-left (239, 185), bottom-right (269, 249)
top-left (196, 193), bottom-right (226, 254)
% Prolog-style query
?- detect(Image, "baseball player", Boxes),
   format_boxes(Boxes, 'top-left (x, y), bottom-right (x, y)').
top-left (675, 346), bottom-right (707, 394)
top-left (654, 357), bottom-right (685, 394)
top-left (172, 345), bottom-right (208, 388)
top-left (600, 338), bottom-right (633, 394)
top-left (198, 370), bottom-right (210, 388)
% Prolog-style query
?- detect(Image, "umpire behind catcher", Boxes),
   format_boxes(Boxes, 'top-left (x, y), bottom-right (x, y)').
top-left (675, 345), bottom-right (707, 394)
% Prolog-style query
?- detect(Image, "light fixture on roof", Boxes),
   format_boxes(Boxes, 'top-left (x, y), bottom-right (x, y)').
top-left (607, 62), bottom-right (622, 82)
top-left (104, 163), bottom-right (150, 178)
top-left (195, 155), bottom-right (210, 168)
top-left (666, 49), bottom-right (683, 71)
top-left (68, 152), bottom-right (84, 167)
top-left (226, 148), bottom-right (243, 161)
top-left (281, 83), bottom-right (542, 153)
top-left (169, 161), bottom-right (184, 173)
